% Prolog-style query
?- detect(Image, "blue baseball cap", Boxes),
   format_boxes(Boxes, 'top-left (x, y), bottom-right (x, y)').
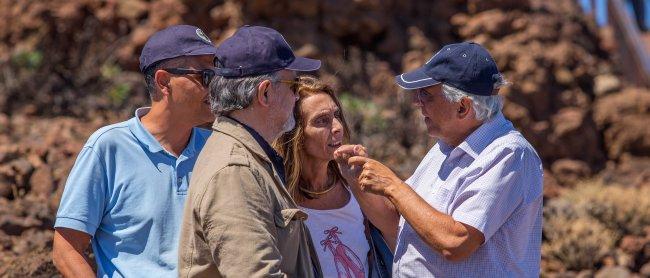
top-left (139, 25), bottom-right (218, 72)
top-left (213, 25), bottom-right (321, 77)
top-left (395, 42), bottom-right (501, 96)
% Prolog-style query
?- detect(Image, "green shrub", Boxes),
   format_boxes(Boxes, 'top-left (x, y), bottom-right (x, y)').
top-left (10, 50), bottom-right (43, 70)
top-left (338, 93), bottom-right (388, 134)
top-left (108, 84), bottom-right (131, 106)
top-left (100, 63), bottom-right (122, 79)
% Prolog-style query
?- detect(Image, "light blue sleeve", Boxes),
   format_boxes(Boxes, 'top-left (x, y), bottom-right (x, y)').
top-left (450, 147), bottom-right (530, 241)
top-left (54, 146), bottom-right (108, 236)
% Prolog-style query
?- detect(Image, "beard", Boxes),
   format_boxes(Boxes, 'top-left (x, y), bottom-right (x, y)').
top-left (281, 113), bottom-right (296, 133)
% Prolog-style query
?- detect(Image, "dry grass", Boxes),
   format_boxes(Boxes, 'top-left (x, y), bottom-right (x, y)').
top-left (542, 180), bottom-right (650, 271)
top-left (562, 181), bottom-right (650, 236)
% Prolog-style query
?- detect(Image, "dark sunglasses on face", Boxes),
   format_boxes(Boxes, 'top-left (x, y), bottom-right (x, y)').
top-left (163, 68), bottom-right (215, 87)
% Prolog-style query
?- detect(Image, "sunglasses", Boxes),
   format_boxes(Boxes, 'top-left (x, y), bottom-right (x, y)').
top-left (415, 88), bottom-right (435, 103)
top-left (277, 77), bottom-right (300, 97)
top-left (163, 68), bottom-right (215, 87)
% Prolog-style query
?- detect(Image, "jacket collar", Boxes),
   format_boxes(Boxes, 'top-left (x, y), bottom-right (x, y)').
top-left (212, 116), bottom-right (272, 164)
top-left (213, 116), bottom-right (297, 206)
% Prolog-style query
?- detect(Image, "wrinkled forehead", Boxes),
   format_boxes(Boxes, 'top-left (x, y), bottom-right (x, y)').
top-left (299, 93), bottom-right (339, 116)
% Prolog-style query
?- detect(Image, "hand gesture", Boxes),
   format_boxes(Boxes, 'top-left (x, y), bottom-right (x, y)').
top-left (348, 157), bottom-right (403, 197)
top-left (334, 144), bottom-right (367, 183)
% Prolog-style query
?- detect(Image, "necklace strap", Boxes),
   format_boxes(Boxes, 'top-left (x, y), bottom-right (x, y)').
top-left (299, 183), bottom-right (336, 196)
top-left (299, 175), bottom-right (338, 199)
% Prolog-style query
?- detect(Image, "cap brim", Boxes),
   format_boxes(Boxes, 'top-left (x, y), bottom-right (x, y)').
top-left (285, 57), bottom-right (321, 72)
top-left (394, 67), bottom-right (440, 90)
top-left (187, 45), bottom-right (218, 57)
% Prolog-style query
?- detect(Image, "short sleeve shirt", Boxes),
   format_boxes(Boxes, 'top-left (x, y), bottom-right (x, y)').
top-left (393, 113), bottom-right (544, 278)
top-left (54, 108), bottom-right (211, 278)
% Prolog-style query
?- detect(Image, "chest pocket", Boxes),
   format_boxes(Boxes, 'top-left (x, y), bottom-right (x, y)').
top-left (411, 175), bottom-right (453, 214)
top-left (274, 208), bottom-right (306, 241)
top-left (275, 209), bottom-right (307, 227)
top-left (430, 185), bottom-right (454, 214)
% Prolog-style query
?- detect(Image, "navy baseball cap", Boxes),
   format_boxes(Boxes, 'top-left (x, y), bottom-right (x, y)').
top-left (139, 25), bottom-right (218, 72)
top-left (214, 25), bottom-right (321, 77)
top-left (395, 42), bottom-right (501, 96)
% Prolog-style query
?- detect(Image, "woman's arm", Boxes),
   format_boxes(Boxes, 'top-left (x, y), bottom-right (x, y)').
top-left (348, 157), bottom-right (485, 261)
top-left (334, 145), bottom-right (399, 250)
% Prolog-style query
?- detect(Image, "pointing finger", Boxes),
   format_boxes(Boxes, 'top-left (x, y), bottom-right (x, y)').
top-left (335, 144), bottom-right (359, 155)
top-left (353, 145), bottom-right (368, 157)
top-left (348, 156), bottom-right (370, 167)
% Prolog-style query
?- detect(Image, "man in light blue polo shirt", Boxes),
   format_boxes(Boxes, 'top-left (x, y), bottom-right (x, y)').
top-left (52, 25), bottom-right (217, 277)
top-left (336, 42), bottom-right (543, 277)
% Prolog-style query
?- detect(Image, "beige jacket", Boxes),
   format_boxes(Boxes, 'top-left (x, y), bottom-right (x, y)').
top-left (178, 117), bottom-right (322, 278)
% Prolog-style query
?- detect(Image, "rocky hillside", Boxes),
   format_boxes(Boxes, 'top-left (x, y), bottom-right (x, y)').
top-left (1, 0), bottom-right (648, 276)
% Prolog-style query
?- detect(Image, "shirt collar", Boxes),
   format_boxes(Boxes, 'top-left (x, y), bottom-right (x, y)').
top-left (129, 107), bottom-right (202, 157)
top-left (224, 116), bottom-right (281, 157)
top-left (130, 107), bottom-right (165, 154)
top-left (182, 127), bottom-right (201, 157)
top-left (454, 112), bottom-right (513, 159)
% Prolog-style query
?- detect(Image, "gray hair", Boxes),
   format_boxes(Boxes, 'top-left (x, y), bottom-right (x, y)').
top-left (441, 74), bottom-right (510, 121)
top-left (209, 72), bottom-right (278, 115)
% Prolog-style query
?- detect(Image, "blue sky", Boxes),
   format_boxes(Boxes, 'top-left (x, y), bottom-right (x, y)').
top-left (579, 0), bottom-right (649, 28)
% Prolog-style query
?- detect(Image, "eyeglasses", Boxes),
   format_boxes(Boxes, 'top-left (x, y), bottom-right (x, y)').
top-left (277, 77), bottom-right (300, 97)
top-left (163, 68), bottom-right (215, 87)
top-left (415, 88), bottom-right (434, 104)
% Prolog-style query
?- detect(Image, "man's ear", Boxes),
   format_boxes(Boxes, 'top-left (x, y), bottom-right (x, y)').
top-left (256, 79), bottom-right (272, 107)
top-left (458, 97), bottom-right (472, 118)
top-left (154, 69), bottom-right (172, 96)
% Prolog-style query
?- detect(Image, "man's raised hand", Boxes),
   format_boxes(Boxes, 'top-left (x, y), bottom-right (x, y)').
top-left (348, 156), bottom-right (404, 196)
top-left (334, 144), bottom-right (367, 183)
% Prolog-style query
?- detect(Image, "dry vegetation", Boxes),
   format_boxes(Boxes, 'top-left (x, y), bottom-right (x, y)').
top-left (543, 181), bottom-right (650, 274)
top-left (1, 0), bottom-right (649, 276)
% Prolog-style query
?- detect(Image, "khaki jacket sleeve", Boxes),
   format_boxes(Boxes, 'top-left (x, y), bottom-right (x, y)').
top-left (198, 165), bottom-right (287, 278)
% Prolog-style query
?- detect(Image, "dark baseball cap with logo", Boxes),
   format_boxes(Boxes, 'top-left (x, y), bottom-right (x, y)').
top-left (213, 25), bottom-right (321, 77)
top-left (395, 42), bottom-right (501, 96)
top-left (139, 25), bottom-right (218, 73)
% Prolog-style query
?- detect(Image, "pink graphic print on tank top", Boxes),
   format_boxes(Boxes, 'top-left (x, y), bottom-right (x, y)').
top-left (320, 226), bottom-right (365, 278)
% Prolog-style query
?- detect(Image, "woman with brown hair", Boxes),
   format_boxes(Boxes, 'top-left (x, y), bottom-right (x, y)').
top-left (274, 75), bottom-right (391, 278)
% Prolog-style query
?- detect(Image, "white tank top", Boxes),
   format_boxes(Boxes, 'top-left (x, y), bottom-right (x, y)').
top-left (300, 190), bottom-right (370, 278)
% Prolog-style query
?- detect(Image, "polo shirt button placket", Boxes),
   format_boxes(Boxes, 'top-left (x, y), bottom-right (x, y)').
top-left (175, 174), bottom-right (185, 194)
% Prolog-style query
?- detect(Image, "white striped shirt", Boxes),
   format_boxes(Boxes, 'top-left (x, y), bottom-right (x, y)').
top-left (393, 112), bottom-right (543, 278)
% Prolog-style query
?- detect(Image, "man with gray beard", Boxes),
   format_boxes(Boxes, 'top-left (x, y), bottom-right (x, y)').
top-left (178, 26), bottom-right (322, 277)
